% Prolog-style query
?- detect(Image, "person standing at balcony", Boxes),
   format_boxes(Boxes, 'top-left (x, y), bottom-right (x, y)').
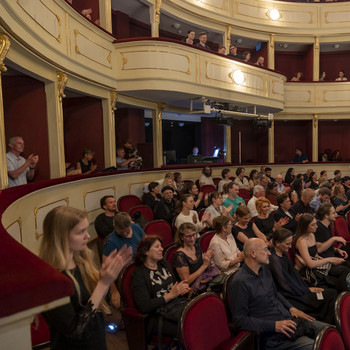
top-left (293, 147), bottom-right (308, 163)
top-left (183, 29), bottom-right (195, 45)
top-left (6, 136), bottom-right (39, 187)
top-left (335, 70), bottom-right (347, 81)
top-left (227, 44), bottom-right (242, 59)
top-left (196, 32), bottom-right (211, 50)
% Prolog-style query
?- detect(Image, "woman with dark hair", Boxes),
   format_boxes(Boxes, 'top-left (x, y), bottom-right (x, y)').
top-left (294, 213), bottom-right (350, 291)
top-left (306, 172), bottom-right (319, 190)
top-left (172, 223), bottom-right (214, 285)
top-left (173, 172), bottom-right (185, 193)
top-left (217, 168), bottom-right (232, 193)
top-left (204, 191), bottom-right (233, 228)
top-left (269, 228), bottom-right (337, 324)
top-left (284, 168), bottom-right (295, 185)
top-left (265, 181), bottom-right (279, 206)
top-left (248, 169), bottom-right (260, 188)
top-left (174, 194), bottom-right (210, 230)
top-left (290, 177), bottom-right (304, 204)
top-left (232, 206), bottom-right (267, 251)
top-left (132, 235), bottom-right (190, 340)
top-left (183, 182), bottom-right (206, 212)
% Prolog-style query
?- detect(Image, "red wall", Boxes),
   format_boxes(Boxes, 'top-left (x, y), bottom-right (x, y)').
top-left (274, 120), bottom-right (312, 163)
top-left (200, 117), bottom-right (225, 158)
top-left (230, 120), bottom-right (268, 164)
top-left (318, 120), bottom-right (350, 161)
top-left (63, 97), bottom-right (104, 170)
top-left (2, 75), bottom-right (50, 182)
top-left (320, 51), bottom-right (350, 81)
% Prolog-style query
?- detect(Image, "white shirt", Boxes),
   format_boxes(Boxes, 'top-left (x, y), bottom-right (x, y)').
top-left (175, 210), bottom-right (206, 232)
top-left (247, 196), bottom-right (278, 217)
top-left (209, 234), bottom-right (241, 274)
top-left (6, 152), bottom-right (28, 187)
top-left (218, 179), bottom-right (232, 193)
top-left (199, 175), bottom-right (214, 187)
top-left (233, 176), bottom-right (250, 189)
top-left (204, 204), bottom-right (223, 223)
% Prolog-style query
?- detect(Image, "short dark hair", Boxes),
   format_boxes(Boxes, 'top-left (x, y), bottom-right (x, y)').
top-left (135, 235), bottom-right (162, 265)
top-left (202, 166), bottom-right (212, 175)
top-left (148, 182), bottom-right (159, 192)
top-left (213, 215), bottom-right (230, 234)
top-left (316, 202), bottom-right (333, 220)
top-left (320, 170), bottom-right (326, 176)
top-left (198, 32), bottom-right (207, 37)
top-left (236, 206), bottom-right (250, 217)
top-left (334, 170), bottom-right (341, 176)
top-left (272, 227), bottom-right (292, 246)
top-left (113, 212), bottom-right (132, 230)
top-left (187, 29), bottom-right (195, 34)
top-left (208, 191), bottom-right (220, 205)
top-left (82, 148), bottom-right (94, 157)
top-left (162, 185), bottom-right (174, 193)
top-left (265, 167), bottom-right (272, 172)
top-left (235, 167), bottom-right (245, 176)
top-left (277, 193), bottom-right (289, 207)
top-left (100, 195), bottom-right (114, 209)
top-left (221, 168), bottom-right (230, 179)
top-left (318, 187), bottom-right (331, 197)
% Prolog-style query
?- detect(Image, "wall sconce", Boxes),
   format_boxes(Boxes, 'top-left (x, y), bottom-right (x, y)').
top-left (232, 69), bottom-right (245, 85)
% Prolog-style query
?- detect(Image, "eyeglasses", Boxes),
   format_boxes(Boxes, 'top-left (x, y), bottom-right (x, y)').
top-left (183, 233), bottom-right (196, 240)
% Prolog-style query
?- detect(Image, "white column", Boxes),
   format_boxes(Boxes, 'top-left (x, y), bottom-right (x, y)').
top-left (150, 0), bottom-right (161, 37)
top-left (268, 120), bottom-right (274, 163)
top-left (98, 0), bottom-right (112, 32)
top-left (312, 114), bottom-right (318, 162)
top-left (225, 125), bottom-right (231, 163)
top-left (152, 103), bottom-right (164, 167)
top-left (268, 34), bottom-right (275, 70)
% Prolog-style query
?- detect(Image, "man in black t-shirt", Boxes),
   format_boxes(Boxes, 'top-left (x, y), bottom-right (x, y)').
top-left (94, 195), bottom-right (117, 239)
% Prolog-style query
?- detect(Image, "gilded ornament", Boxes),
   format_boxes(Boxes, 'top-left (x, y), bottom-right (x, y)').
top-left (0, 34), bottom-right (10, 73)
top-left (57, 72), bottom-right (68, 102)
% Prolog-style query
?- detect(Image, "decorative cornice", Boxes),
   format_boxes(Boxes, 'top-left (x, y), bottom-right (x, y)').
top-left (0, 34), bottom-right (10, 73)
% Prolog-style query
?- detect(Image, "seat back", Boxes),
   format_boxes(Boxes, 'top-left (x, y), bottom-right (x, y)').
top-left (283, 183), bottom-right (290, 188)
top-left (346, 210), bottom-right (350, 230)
top-left (144, 220), bottom-right (173, 247)
top-left (201, 185), bottom-right (216, 195)
top-left (164, 243), bottom-right (178, 266)
top-left (31, 314), bottom-right (50, 349)
top-left (335, 292), bottom-right (350, 350)
top-left (198, 230), bottom-right (215, 252)
top-left (334, 217), bottom-right (350, 241)
top-left (223, 270), bottom-right (239, 323)
top-left (313, 326), bottom-right (345, 350)
top-left (129, 205), bottom-right (154, 222)
top-left (180, 293), bottom-right (231, 350)
top-left (117, 263), bottom-right (137, 308)
top-left (118, 195), bottom-right (141, 212)
top-left (213, 177), bottom-right (221, 187)
top-left (239, 189), bottom-right (251, 200)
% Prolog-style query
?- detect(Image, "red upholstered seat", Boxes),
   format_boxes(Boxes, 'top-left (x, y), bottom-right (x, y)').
top-left (128, 205), bottom-right (154, 222)
top-left (180, 292), bottom-right (256, 350)
top-left (183, 180), bottom-right (194, 185)
top-left (346, 210), bottom-right (350, 230)
top-left (164, 242), bottom-right (178, 266)
top-left (117, 195), bottom-right (141, 212)
top-left (334, 217), bottom-right (350, 241)
top-left (222, 270), bottom-right (239, 326)
top-left (201, 185), bottom-right (216, 195)
top-left (213, 177), bottom-right (221, 187)
top-left (144, 220), bottom-right (173, 247)
top-left (198, 230), bottom-right (215, 252)
top-left (313, 325), bottom-right (345, 350)
top-left (335, 291), bottom-right (350, 350)
top-left (239, 189), bottom-right (251, 200)
top-left (31, 314), bottom-right (50, 349)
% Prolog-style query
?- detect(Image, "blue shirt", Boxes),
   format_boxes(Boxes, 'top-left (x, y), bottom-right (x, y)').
top-left (293, 153), bottom-right (308, 162)
top-left (103, 223), bottom-right (145, 257)
top-left (310, 195), bottom-right (321, 212)
top-left (223, 196), bottom-right (245, 215)
top-left (229, 263), bottom-right (292, 334)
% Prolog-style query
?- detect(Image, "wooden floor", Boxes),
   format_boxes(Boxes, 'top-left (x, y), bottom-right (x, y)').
top-left (105, 307), bottom-right (129, 350)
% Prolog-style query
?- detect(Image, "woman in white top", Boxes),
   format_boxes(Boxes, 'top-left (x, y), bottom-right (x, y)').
top-left (204, 191), bottom-right (233, 228)
top-left (217, 168), bottom-right (232, 193)
top-left (175, 194), bottom-right (210, 231)
top-left (209, 215), bottom-right (244, 275)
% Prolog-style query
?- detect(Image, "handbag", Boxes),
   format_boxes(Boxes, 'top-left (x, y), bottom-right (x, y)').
top-left (304, 257), bottom-right (331, 286)
top-left (191, 265), bottom-right (220, 292)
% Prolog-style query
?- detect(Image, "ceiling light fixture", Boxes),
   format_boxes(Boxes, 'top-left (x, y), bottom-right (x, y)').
top-left (232, 69), bottom-right (245, 85)
top-left (268, 9), bottom-right (281, 21)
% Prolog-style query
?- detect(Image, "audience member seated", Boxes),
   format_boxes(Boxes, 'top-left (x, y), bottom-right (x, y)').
top-left (269, 228), bottom-right (337, 324)
top-left (242, 51), bottom-right (251, 62)
top-left (305, 172), bottom-right (319, 190)
top-left (290, 177), bottom-right (304, 204)
top-left (294, 213), bottom-right (350, 292)
top-left (183, 29), bottom-right (195, 45)
top-left (254, 197), bottom-right (288, 242)
top-left (223, 182), bottom-right (245, 216)
top-left (116, 147), bottom-right (137, 170)
top-left (132, 236), bottom-right (190, 342)
top-left (318, 170), bottom-right (328, 185)
top-left (343, 176), bottom-right (350, 199)
top-left (154, 186), bottom-right (177, 225)
top-left (233, 167), bottom-right (252, 190)
top-left (123, 140), bottom-right (142, 169)
top-left (229, 238), bottom-right (325, 350)
top-left (209, 215), bottom-right (244, 275)
top-left (335, 70), bottom-right (347, 81)
top-left (217, 168), bottom-right (232, 193)
top-left (291, 72), bottom-right (303, 81)
top-left (103, 212), bottom-right (145, 261)
top-left (247, 185), bottom-right (278, 218)
top-left (187, 146), bottom-right (201, 163)
top-left (163, 176), bottom-right (180, 199)
top-left (199, 166), bottom-right (215, 188)
top-left (196, 32), bottom-right (211, 50)
top-left (332, 183), bottom-right (350, 216)
top-left (265, 181), bottom-right (279, 206)
top-left (315, 203), bottom-right (350, 265)
top-left (174, 172), bottom-right (185, 193)
top-left (264, 167), bottom-right (273, 182)
top-left (40, 206), bottom-right (132, 350)
top-left (217, 45), bottom-right (226, 55)
top-left (249, 169), bottom-right (260, 188)
top-left (310, 187), bottom-right (331, 212)
top-left (173, 223), bottom-right (215, 287)
top-left (284, 167), bottom-right (295, 185)
top-left (6, 136), bottom-right (39, 187)
top-left (330, 149), bottom-right (341, 161)
top-left (65, 162), bottom-right (81, 176)
top-left (303, 169), bottom-right (313, 184)
top-left (232, 206), bottom-right (267, 251)
top-left (274, 194), bottom-right (299, 234)
top-left (204, 191), bottom-right (233, 227)
top-left (334, 169), bottom-right (342, 184)
top-left (183, 182), bottom-right (207, 212)
top-left (227, 44), bottom-right (242, 59)
top-left (175, 194), bottom-right (210, 231)
top-left (319, 71), bottom-right (326, 81)
top-left (293, 147), bottom-right (308, 163)
top-left (94, 195), bottom-right (117, 239)
top-left (143, 182), bottom-right (162, 210)
top-left (260, 175), bottom-right (269, 191)
top-left (275, 174), bottom-right (290, 194)
top-left (258, 165), bottom-right (266, 178)
top-left (255, 56), bottom-right (264, 67)
top-left (76, 148), bottom-right (97, 174)
top-left (291, 188), bottom-right (315, 215)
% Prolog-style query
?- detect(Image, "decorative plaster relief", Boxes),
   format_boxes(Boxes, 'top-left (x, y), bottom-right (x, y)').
top-left (83, 187), bottom-right (116, 213)
top-left (285, 89), bottom-right (311, 103)
top-left (323, 89), bottom-right (350, 102)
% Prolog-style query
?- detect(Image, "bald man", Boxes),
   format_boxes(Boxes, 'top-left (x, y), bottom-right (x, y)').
top-left (228, 238), bottom-right (328, 350)
top-left (291, 188), bottom-right (315, 216)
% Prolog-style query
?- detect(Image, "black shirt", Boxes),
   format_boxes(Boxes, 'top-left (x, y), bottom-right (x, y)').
top-left (154, 198), bottom-right (177, 224)
top-left (143, 192), bottom-right (161, 210)
top-left (315, 221), bottom-right (334, 258)
top-left (232, 221), bottom-right (256, 251)
top-left (291, 199), bottom-right (314, 216)
top-left (94, 213), bottom-right (114, 239)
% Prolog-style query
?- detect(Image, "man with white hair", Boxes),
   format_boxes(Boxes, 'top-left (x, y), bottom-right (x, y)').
top-left (247, 185), bottom-right (277, 217)
top-left (229, 238), bottom-right (327, 350)
top-left (275, 174), bottom-right (290, 194)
